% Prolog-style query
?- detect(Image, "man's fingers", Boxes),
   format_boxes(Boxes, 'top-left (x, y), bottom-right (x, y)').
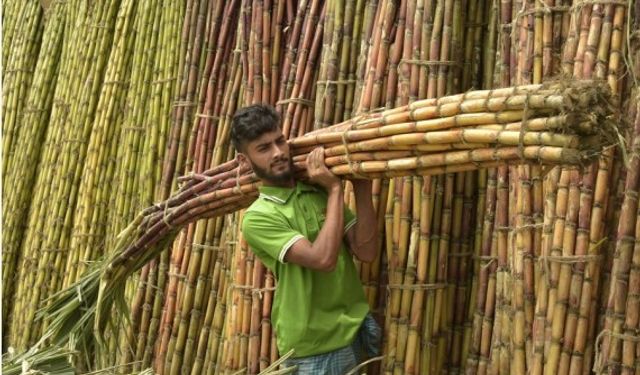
top-left (315, 148), bottom-right (325, 166)
top-left (306, 150), bottom-right (316, 167)
top-left (305, 147), bottom-right (327, 179)
top-left (308, 148), bottom-right (321, 168)
top-left (307, 152), bottom-right (316, 169)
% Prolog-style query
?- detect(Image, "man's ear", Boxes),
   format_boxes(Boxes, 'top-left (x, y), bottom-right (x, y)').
top-left (236, 152), bottom-right (249, 169)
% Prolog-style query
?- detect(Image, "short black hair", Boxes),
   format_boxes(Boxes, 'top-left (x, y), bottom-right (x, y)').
top-left (231, 104), bottom-right (281, 152)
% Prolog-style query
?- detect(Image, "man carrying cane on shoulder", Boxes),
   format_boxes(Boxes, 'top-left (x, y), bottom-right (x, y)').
top-left (231, 104), bottom-right (382, 374)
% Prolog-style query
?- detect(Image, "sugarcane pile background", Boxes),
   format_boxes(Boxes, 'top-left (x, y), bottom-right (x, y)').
top-left (2, 0), bottom-right (639, 374)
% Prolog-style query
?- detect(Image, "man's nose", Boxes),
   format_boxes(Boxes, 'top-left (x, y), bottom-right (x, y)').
top-left (272, 143), bottom-right (285, 158)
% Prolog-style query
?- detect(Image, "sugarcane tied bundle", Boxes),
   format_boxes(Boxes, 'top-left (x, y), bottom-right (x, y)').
top-left (33, 79), bottom-right (619, 355)
top-left (292, 80), bottom-right (618, 175)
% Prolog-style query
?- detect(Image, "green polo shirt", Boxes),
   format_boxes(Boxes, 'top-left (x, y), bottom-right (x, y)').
top-left (241, 181), bottom-right (370, 358)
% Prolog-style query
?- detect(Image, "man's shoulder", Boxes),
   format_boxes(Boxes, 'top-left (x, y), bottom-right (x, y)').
top-left (242, 198), bottom-right (284, 234)
top-left (245, 195), bottom-right (280, 215)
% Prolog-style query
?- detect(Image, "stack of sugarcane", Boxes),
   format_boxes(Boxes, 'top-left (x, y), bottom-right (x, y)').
top-left (593, 9), bottom-right (640, 372)
top-left (5, 0), bottom-right (126, 353)
top-left (462, 0), bottom-right (632, 374)
top-left (3, 0), bottom-right (639, 374)
top-left (34, 78), bottom-right (618, 368)
top-left (2, 0), bottom-right (185, 371)
top-left (138, 1), bottom-right (363, 373)
top-left (343, 0), bottom-right (496, 371)
top-left (534, 1), bottom-right (629, 374)
top-left (140, 2), bottom-right (248, 373)
top-left (97, 0), bottom-right (183, 368)
top-left (2, 0), bottom-right (63, 339)
top-left (465, 0), bottom-right (568, 371)
top-left (2, 0), bottom-right (44, 175)
top-left (301, 3), bottom-right (388, 363)
top-left (594, 93), bottom-right (639, 375)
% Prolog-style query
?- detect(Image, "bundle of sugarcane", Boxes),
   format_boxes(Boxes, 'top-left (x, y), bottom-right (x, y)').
top-left (142, 1), bottom-right (247, 373)
top-left (219, 1), bottom-right (365, 372)
top-left (462, 0), bottom-right (632, 373)
top-left (593, 28), bottom-right (640, 372)
top-left (349, 0), bottom-right (481, 372)
top-left (96, 0), bottom-right (184, 369)
top-left (295, 81), bottom-right (617, 176)
top-left (277, 0), bottom-right (327, 139)
top-left (1, 0), bottom-right (186, 368)
top-left (33, 79), bottom-right (618, 358)
top-left (2, 0), bottom-right (44, 177)
top-left (526, 1), bottom-right (631, 374)
top-left (2, 0), bottom-right (66, 339)
top-left (594, 94), bottom-right (640, 375)
top-left (107, 0), bottom-right (209, 370)
top-left (6, 0), bottom-right (126, 353)
top-left (464, 0), bottom-right (574, 371)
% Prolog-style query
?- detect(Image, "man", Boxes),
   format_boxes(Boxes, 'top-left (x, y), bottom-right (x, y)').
top-left (231, 104), bottom-right (381, 374)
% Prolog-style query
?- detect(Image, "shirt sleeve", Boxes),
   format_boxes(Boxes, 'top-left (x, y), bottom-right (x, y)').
top-left (242, 210), bottom-right (305, 265)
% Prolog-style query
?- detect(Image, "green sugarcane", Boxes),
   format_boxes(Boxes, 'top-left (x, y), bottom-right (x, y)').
top-left (2, 0), bottom-right (65, 335)
top-left (3, 1), bottom-right (43, 177)
top-left (120, 2), bottom-right (166, 364)
top-left (9, 0), bottom-right (99, 349)
top-left (135, 1), bottom-right (185, 370)
top-left (65, 0), bottom-right (137, 293)
top-left (96, 0), bottom-right (163, 368)
top-left (7, 48), bottom-right (66, 349)
top-left (2, 1), bottom-right (21, 71)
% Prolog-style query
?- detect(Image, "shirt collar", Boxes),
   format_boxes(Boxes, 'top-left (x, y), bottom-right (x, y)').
top-left (258, 181), bottom-right (320, 204)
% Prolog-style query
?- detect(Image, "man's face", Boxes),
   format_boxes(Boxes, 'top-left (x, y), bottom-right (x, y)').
top-left (240, 129), bottom-right (294, 185)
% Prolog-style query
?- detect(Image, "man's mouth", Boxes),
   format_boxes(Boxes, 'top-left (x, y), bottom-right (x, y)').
top-left (272, 159), bottom-right (288, 168)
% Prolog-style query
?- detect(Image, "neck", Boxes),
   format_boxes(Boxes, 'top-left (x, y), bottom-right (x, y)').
top-left (262, 177), bottom-right (296, 188)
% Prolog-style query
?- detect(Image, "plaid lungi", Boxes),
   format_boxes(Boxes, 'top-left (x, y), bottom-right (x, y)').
top-left (281, 313), bottom-right (382, 375)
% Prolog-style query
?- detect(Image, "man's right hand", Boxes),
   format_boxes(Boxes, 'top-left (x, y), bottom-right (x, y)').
top-left (306, 147), bottom-right (341, 192)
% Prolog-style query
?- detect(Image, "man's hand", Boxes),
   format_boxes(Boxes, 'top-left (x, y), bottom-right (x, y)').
top-left (306, 147), bottom-right (341, 191)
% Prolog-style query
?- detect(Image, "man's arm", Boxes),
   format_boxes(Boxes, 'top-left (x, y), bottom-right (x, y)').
top-left (346, 180), bottom-right (379, 263)
top-left (284, 147), bottom-right (345, 272)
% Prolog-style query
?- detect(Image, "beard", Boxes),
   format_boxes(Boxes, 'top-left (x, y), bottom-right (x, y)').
top-left (249, 157), bottom-right (294, 185)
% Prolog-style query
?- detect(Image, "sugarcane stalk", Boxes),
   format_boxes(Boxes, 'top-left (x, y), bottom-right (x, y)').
top-left (420, 174), bottom-right (444, 374)
top-left (315, 0), bottom-right (337, 127)
top-left (195, 224), bottom-right (233, 374)
top-left (461, 168), bottom-right (487, 374)
top-left (386, 176), bottom-right (413, 374)
top-left (443, 172), bottom-right (467, 371)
